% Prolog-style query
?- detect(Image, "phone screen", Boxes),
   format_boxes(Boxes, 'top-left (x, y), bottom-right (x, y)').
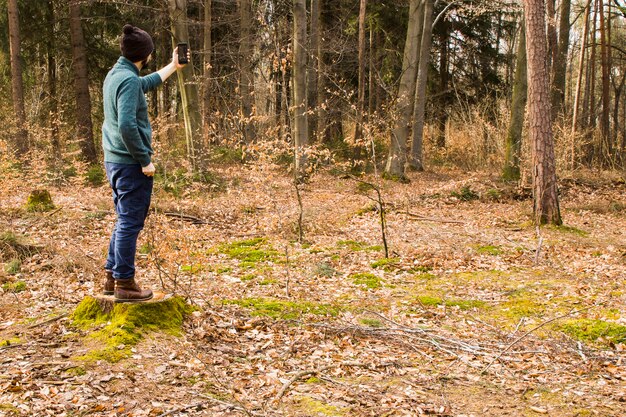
top-left (177, 43), bottom-right (188, 64)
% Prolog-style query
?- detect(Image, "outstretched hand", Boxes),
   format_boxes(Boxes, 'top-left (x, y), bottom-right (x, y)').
top-left (173, 47), bottom-right (190, 69)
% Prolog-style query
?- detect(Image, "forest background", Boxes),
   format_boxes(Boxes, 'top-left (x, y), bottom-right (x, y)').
top-left (1, 0), bottom-right (626, 416)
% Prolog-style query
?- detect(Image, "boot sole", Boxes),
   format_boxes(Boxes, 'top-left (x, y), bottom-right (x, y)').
top-left (103, 291), bottom-right (114, 295)
top-left (114, 294), bottom-right (154, 303)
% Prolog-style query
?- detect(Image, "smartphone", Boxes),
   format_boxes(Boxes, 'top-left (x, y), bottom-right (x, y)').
top-left (177, 43), bottom-right (189, 64)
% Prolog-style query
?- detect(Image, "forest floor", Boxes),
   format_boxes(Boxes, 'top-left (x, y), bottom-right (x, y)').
top-left (1, 159), bottom-right (625, 417)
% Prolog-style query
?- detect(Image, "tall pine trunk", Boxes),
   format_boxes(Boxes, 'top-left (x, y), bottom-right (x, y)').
top-left (524, 0), bottom-right (562, 225)
top-left (239, 0), bottom-right (255, 143)
top-left (8, 0), bottom-right (28, 154)
top-left (46, 0), bottom-right (60, 158)
top-left (572, 0), bottom-right (591, 136)
top-left (69, 0), bottom-right (97, 164)
top-left (353, 0), bottom-right (367, 159)
top-left (408, 0), bottom-right (434, 172)
top-left (598, 0), bottom-right (611, 161)
top-left (309, 0), bottom-right (320, 142)
top-left (551, 0), bottom-right (571, 118)
top-left (293, 0), bottom-right (308, 177)
top-left (503, 22), bottom-right (527, 181)
top-left (168, 0), bottom-right (205, 171)
top-left (203, 0), bottom-right (212, 145)
top-left (385, 0), bottom-right (423, 179)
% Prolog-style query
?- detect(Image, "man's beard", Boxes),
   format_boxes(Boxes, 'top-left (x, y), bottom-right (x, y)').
top-left (140, 58), bottom-right (150, 71)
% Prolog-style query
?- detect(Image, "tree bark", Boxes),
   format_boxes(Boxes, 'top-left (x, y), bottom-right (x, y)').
top-left (168, 0), bottom-right (205, 171)
top-left (239, 0), bottom-right (255, 143)
top-left (315, 0), bottom-right (327, 143)
top-left (524, 0), bottom-right (562, 225)
top-left (385, 0), bottom-right (423, 179)
top-left (293, 0), bottom-right (308, 177)
top-left (46, 0), bottom-right (60, 159)
top-left (503, 22), bottom-right (527, 181)
top-left (203, 0), bottom-right (212, 145)
top-left (309, 0), bottom-right (320, 142)
top-left (546, 0), bottom-right (558, 73)
top-left (551, 0), bottom-right (571, 118)
top-left (353, 0), bottom-right (368, 158)
top-left (598, 0), bottom-right (611, 161)
top-left (408, 0), bottom-right (435, 172)
top-left (69, 0), bottom-right (97, 164)
top-left (7, 0), bottom-right (28, 154)
top-left (571, 0), bottom-right (591, 136)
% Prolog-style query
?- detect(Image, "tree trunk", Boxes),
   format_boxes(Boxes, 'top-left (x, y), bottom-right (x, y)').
top-left (239, 0), bottom-right (255, 143)
top-left (385, 0), bottom-right (423, 179)
top-left (46, 0), bottom-right (60, 159)
top-left (168, 0), bottom-right (205, 171)
top-left (546, 0), bottom-right (558, 73)
top-left (293, 0), bottom-right (308, 177)
top-left (315, 0), bottom-right (327, 143)
top-left (408, 0), bottom-right (435, 172)
top-left (353, 0), bottom-right (367, 159)
top-left (7, 0), bottom-right (28, 154)
top-left (599, 0), bottom-right (610, 161)
top-left (436, 16), bottom-right (450, 148)
top-left (309, 0), bottom-right (320, 142)
top-left (203, 0), bottom-right (212, 145)
top-left (502, 22), bottom-right (527, 181)
top-left (551, 0), bottom-right (571, 118)
top-left (571, 0), bottom-right (591, 136)
top-left (524, 0), bottom-right (562, 225)
top-left (69, 0), bottom-right (97, 164)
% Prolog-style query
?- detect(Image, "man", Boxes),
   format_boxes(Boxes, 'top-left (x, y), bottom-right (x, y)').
top-left (102, 24), bottom-right (189, 302)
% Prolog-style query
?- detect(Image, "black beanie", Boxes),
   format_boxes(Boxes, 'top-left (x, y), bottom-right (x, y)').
top-left (120, 24), bottom-right (154, 62)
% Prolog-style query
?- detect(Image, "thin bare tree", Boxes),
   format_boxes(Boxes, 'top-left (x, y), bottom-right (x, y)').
top-left (7, 0), bottom-right (28, 154)
top-left (293, 0), bottom-right (308, 177)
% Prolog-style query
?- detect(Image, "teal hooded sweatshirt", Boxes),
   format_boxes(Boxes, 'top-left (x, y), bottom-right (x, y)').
top-left (102, 56), bottom-right (162, 167)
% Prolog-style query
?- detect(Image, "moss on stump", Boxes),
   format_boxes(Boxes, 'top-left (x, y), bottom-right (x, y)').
top-left (26, 189), bottom-right (55, 212)
top-left (71, 294), bottom-right (192, 363)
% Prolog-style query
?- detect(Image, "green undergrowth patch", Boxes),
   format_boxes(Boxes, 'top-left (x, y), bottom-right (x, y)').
top-left (295, 396), bottom-right (347, 416)
top-left (351, 272), bottom-right (383, 289)
top-left (71, 296), bottom-right (192, 363)
top-left (474, 245), bottom-right (503, 256)
top-left (549, 224), bottom-right (589, 237)
top-left (371, 257), bottom-right (400, 271)
top-left (2, 280), bottom-right (26, 293)
top-left (224, 297), bottom-right (342, 319)
top-left (0, 337), bottom-right (22, 347)
top-left (359, 318), bottom-right (384, 327)
top-left (415, 295), bottom-right (486, 310)
top-left (337, 240), bottom-right (382, 252)
top-left (26, 189), bottom-right (55, 212)
top-left (214, 237), bottom-right (280, 267)
top-left (558, 319), bottom-right (626, 345)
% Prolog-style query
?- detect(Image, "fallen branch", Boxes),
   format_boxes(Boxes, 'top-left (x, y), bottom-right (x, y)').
top-left (397, 211), bottom-right (465, 224)
top-left (27, 313), bottom-right (68, 329)
top-left (163, 211), bottom-right (207, 225)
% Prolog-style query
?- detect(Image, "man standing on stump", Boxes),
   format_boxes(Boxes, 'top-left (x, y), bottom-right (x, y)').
top-left (101, 24), bottom-right (189, 302)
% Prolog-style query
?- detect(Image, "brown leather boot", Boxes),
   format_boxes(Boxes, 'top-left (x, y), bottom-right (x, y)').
top-left (114, 278), bottom-right (153, 303)
top-left (103, 270), bottom-right (115, 295)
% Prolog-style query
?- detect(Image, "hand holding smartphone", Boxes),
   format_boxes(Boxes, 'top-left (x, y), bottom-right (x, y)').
top-left (177, 43), bottom-right (189, 64)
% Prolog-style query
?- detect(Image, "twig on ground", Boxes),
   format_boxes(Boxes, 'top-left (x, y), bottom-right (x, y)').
top-left (27, 313), bottom-right (68, 329)
top-left (397, 211), bottom-right (465, 224)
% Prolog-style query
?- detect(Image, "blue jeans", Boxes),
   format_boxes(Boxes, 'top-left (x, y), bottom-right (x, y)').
top-left (104, 162), bottom-right (153, 279)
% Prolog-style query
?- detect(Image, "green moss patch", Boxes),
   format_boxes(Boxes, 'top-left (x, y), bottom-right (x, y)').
top-left (0, 338), bottom-right (22, 347)
top-left (295, 396), bottom-right (347, 416)
top-left (337, 240), bottom-right (382, 252)
top-left (416, 295), bottom-right (486, 310)
top-left (2, 280), bottom-right (27, 293)
top-left (351, 273), bottom-right (383, 289)
top-left (550, 224), bottom-right (589, 237)
top-left (559, 319), bottom-right (626, 344)
top-left (475, 245), bottom-right (503, 256)
top-left (224, 297), bottom-right (342, 319)
top-left (370, 257), bottom-right (400, 271)
top-left (71, 296), bottom-right (191, 363)
top-left (26, 189), bottom-right (55, 212)
top-left (359, 318), bottom-right (384, 327)
top-left (216, 237), bottom-right (280, 266)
